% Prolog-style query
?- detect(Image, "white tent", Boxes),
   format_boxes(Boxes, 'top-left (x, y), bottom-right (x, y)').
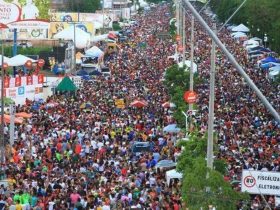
top-left (85, 46), bottom-right (104, 58)
top-left (0, 55), bottom-right (10, 65)
top-left (91, 34), bottom-right (108, 43)
top-left (93, 21), bottom-right (103, 30)
top-left (231, 32), bottom-right (247, 39)
top-left (8, 54), bottom-right (36, 67)
top-left (166, 169), bottom-right (183, 186)
top-left (243, 39), bottom-right (259, 47)
top-left (178, 60), bottom-right (198, 73)
top-left (53, 26), bottom-right (91, 49)
top-left (231, 24), bottom-right (250, 33)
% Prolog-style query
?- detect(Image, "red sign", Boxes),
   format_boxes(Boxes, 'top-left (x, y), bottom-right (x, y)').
top-left (183, 91), bottom-right (197, 104)
top-left (15, 76), bottom-right (21, 87)
top-left (4, 77), bottom-right (10, 88)
top-left (27, 76), bottom-right (33, 85)
top-left (38, 74), bottom-right (44, 84)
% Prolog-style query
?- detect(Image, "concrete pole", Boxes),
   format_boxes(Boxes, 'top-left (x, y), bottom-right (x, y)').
top-left (207, 23), bottom-right (216, 170)
top-left (182, 8), bottom-right (186, 64)
top-left (73, 23), bottom-right (76, 74)
top-left (176, 0), bottom-right (180, 35)
top-left (183, 0), bottom-right (280, 123)
top-left (9, 104), bottom-right (15, 146)
top-left (1, 31), bottom-right (5, 164)
top-left (189, 15), bottom-right (194, 109)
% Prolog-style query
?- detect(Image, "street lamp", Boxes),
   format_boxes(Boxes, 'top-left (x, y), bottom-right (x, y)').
top-left (264, 33), bottom-right (268, 48)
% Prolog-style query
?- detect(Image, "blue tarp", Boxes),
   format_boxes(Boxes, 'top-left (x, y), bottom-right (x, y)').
top-left (76, 69), bottom-right (89, 76)
top-left (261, 56), bottom-right (280, 64)
top-left (250, 46), bottom-right (271, 53)
top-left (163, 124), bottom-right (181, 133)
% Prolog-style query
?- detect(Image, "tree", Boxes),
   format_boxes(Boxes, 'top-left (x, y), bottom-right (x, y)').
top-left (67, 0), bottom-right (101, 13)
top-left (181, 157), bottom-right (249, 210)
top-left (176, 135), bottom-right (249, 210)
top-left (210, 0), bottom-right (280, 53)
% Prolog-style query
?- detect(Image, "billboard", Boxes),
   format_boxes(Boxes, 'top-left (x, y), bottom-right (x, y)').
top-left (0, 0), bottom-right (50, 23)
top-left (48, 22), bottom-right (94, 39)
top-left (241, 170), bottom-right (280, 196)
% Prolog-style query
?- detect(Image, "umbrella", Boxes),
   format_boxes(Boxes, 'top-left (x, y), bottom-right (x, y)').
top-left (80, 102), bottom-right (92, 109)
top-left (130, 100), bottom-right (148, 108)
top-left (162, 102), bottom-right (176, 108)
top-left (156, 160), bottom-right (176, 168)
top-left (163, 124), bottom-right (181, 133)
top-left (15, 112), bottom-right (32, 118)
top-left (0, 115), bottom-right (23, 124)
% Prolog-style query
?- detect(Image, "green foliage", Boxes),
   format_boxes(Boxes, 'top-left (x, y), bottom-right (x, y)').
top-left (210, 0), bottom-right (280, 53)
top-left (4, 46), bottom-right (52, 57)
top-left (164, 64), bottom-right (202, 127)
top-left (176, 135), bottom-right (249, 209)
top-left (181, 157), bottom-right (249, 210)
top-left (67, 0), bottom-right (101, 13)
top-left (169, 21), bottom-right (176, 37)
top-left (112, 22), bottom-right (122, 31)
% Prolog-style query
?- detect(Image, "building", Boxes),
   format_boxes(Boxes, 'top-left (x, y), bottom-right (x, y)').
top-left (51, 0), bottom-right (68, 11)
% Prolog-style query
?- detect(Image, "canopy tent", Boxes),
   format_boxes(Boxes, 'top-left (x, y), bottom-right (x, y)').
top-left (243, 39), bottom-right (259, 47)
top-left (249, 46), bottom-right (271, 53)
top-left (7, 54), bottom-right (36, 67)
top-left (93, 21), bottom-right (103, 29)
top-left (231, 24), bottom-right (250, 32)
top-left (15, 112), bottom-right (32, 118)
top-left (0, 55), bottom-right (10, 65)
top-left (231, 32), bottom-right (247, 38)
top-left (269, 65), bottom-right (280, 72)
top-left (163, 124), bottom-right (181, 133)
top-left (56, 77), bottom-right (78, 92)
top-left (53, 26), bottom-right (91, 49)
top-left (166, 169), bottom-right (183, 186)
top-left (130, 100), bottom-right (148, 108)
top-left (76, 69), bottom-right (89, 76)
top-left (261, 56), bottom-right (280, 64)
top-left (85, 46), bottom-right (104, 58)
top-left (178, 60), bottom-right (198, 73)
top-left (0, 114), bottom-right (23, 124)
top-left (156, 160), bottom-right (176, 169)
top-left (91, 34), bottom-right (108, 42)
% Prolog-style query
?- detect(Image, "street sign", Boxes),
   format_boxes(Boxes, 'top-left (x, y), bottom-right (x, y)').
top-left (183, 91), bottom-right (197, 104)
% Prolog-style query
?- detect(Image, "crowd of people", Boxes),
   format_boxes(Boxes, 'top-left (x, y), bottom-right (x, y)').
top-left (1, 4), bottom-right (182, 210)
top-left (0, 2), bottom-right (279, 210)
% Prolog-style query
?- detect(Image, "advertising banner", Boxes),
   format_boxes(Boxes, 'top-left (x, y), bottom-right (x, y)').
top-left (48, 21), bottom-right (94, 39)
top-left (242, 170), bottom-right (280, 196)
top-left (49, 12), bottom-right (79, 22)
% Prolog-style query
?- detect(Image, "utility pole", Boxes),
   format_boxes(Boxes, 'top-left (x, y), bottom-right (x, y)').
top-left (176, 0), bottom-right (180, 35)
top-left (182, 7), bottom-right (186, 64)
top-left (73, 23), bottom-right (76, 73)
top-left (183, 0), bottom-right (280, 123)
top-left (207, 22), bottom-right (216, 170)
top-left (188, 15), bottom-right (195, 130)
top-left (1, 31), bottom-right (5, 164)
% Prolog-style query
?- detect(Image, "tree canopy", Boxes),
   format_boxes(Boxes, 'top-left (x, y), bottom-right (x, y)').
top-left (66, 0), bottom-right (101, 13)
top-left (210, 0), bottom-right (280, 53)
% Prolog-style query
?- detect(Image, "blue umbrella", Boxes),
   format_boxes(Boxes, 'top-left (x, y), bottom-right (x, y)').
top-left (163, 124), bottom-right (181, 133)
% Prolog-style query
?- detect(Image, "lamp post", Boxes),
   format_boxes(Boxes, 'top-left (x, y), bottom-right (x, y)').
top-left (0, 24), bottom-right (8, 164)
top-left (264, 33), bottom-right (268, 48)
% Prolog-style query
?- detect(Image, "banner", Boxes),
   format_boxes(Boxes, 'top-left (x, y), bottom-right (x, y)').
top-left (115, 99), bottom-right (125, 109)
top-left (4, 77), bottom-right (10, 88)
top-left (15, 76), bottom-right (21, 87)
top-left (38, 74), bottom-right (44, 84)
top-left (48, 22), bottom-right (94, 39)
top-left (27, 76), bottom-right (33, 85)
top-left (242, 170), bottom-right (280, 196)
top-left (49, 12), bottom-right (79, 22)
top-left (0, 0), bottom-right (50, 24)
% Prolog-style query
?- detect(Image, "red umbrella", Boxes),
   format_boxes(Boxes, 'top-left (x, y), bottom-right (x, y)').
top-left (130, 100), bottom-right (148, 108)
top-left (162, 102), bottom-right (176, 108)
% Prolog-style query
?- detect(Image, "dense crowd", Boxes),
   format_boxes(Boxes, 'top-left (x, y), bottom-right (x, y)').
top-left (1, 4), bottom-right (183, 210)
top-left (0, 2), bottom-right (279, 210)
